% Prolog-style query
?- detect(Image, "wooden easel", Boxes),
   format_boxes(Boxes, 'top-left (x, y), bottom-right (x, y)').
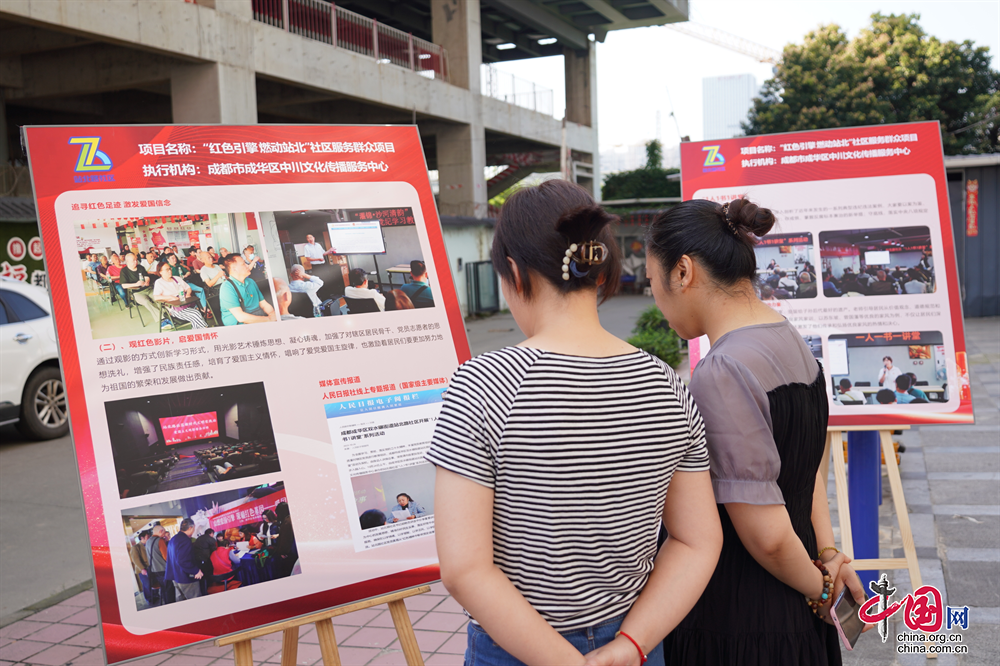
top-left (216, 585), bottom-right (431, 666)
top-left (824, 426), bottom-right (936, 658)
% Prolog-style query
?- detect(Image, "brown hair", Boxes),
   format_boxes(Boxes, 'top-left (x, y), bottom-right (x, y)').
top-left (391, 289), bottom-right (415, 310)
top-left (491, 180), bottom-right (621, 303)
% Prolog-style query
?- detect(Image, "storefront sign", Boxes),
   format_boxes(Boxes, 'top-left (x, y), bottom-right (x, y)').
top-left (0, 224), bottom-right (46, 287)
top-left (23, 124), bottom-right (469, 664)
top-left (681, 121), bottom-right (971, 426)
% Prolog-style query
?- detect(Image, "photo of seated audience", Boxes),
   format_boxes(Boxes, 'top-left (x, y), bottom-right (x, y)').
top-left (754, 233), bottom-right (817, 300)
top-left (259, 208), bottom-right (435, 319)
top-left (352, 463), bottom-right (436, 531)
top-left (75, 213), bottom-right (276, 339)
top-left (828, 331), bottom-right (948, 405)
top-left (819, 226), bottom-right (936, 297)
top-left (106, 382), bottom-right (280, 499)
top-left (121, 482), bottom-right (298, 611)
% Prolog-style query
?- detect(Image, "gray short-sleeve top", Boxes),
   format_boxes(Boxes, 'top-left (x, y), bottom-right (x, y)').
top-left (689, 319), bottom-right (820, 505)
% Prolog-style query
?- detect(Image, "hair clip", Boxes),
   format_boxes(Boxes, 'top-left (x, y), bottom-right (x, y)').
top-left (561, 241), bottom-right (608, 280)
top-left (720, 201), bottom-right (739, 236)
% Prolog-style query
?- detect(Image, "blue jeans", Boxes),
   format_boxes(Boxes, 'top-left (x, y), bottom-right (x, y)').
top-left (139, 572), bottom-right (152, 604)
top-left (465, 613), bottom-right (665, 666)
top-left (189, 283), bottom-right (207, 309)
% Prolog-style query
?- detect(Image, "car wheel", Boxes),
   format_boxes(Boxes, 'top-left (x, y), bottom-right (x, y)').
top-left (17, 366), bottom-right (69, 440)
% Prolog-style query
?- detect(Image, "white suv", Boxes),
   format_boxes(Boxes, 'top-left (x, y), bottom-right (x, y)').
top-left (0, 277), bottom-right (68, 440)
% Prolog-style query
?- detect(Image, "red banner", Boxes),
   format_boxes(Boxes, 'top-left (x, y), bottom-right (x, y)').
top-left (187, 230), bottom-right (201, 247)
top-left (211, 490), bottom-right (287, 531)
top-left (966, 179), bottom-right (979, 237)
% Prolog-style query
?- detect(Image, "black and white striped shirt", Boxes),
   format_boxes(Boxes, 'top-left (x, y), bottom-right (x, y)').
top-left (425, 346), bottom-right (710, 630)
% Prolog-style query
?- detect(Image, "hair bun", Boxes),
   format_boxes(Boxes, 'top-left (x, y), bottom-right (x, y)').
top-left (727, 197), bottom-right (775, 238)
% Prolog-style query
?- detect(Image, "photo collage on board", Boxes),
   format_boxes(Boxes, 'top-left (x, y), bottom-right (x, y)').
top-left (752, 221), bottom-right (941, 409)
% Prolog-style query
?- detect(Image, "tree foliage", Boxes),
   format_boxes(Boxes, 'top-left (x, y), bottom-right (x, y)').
top-left (626, 306), bottom-right (682, 368)
top-left (743, 13), bottom-right (1000, 154)
top-left (602, 139), bottom-right (681, 201)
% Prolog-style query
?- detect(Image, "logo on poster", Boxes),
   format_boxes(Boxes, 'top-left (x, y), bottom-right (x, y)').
top-left (702, 145), bottom-right (725, 172)
top-left (69, 137), bottom-right (115, 183)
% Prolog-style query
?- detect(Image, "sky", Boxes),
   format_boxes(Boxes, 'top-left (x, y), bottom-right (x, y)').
top-left (491, 0), bottom-right (1000, 155)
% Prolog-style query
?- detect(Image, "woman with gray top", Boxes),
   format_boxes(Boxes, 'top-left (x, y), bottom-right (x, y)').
top-left (645, 198), bottom-right (868, 665)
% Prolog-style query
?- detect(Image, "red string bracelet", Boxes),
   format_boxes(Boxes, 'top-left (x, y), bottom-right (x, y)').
top-left (615, 631), bottom-right (647, 665)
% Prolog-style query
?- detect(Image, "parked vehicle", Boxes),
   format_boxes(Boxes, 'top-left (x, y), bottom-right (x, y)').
top-left (0, 277), bottom-right (68, 439)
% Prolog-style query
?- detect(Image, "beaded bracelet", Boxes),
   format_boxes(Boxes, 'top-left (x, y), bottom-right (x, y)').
top-left (817, 546), bottom-right (840, 561)
top-left (805, 559), bottom-right (833, 617)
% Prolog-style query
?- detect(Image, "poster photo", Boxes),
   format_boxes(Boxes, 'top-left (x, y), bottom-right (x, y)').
top-left (680, 121), bottom-right (972, 426)
top-left (23, 124), bottom-right (470, 664)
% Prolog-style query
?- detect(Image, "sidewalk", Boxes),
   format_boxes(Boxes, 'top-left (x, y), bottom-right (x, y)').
top-left (2, 311), bottom-right (996, 666)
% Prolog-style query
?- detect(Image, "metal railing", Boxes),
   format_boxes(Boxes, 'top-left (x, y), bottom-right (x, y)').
top-left (251, 0), bottom-right (449, 81)
top-left (481, 64), bottom-right (555, 117)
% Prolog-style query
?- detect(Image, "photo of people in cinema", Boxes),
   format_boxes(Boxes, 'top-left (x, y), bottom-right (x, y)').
top-left (75, 213), bottom-right (277, 340)
top-left (754, 233), bottom-right (818, 299)
top-left (121, 482), bottom-right (297, 611)
top-left (353, 463), bottom-right (435, 531)
top-left (259, 208), bottom-right (435, 319)
top-left (106, 383), bottom-right (280, 499)
top-left (827, 331), bottom-right (949, 405)
top-left (819, 226), bottom-right (936, 297)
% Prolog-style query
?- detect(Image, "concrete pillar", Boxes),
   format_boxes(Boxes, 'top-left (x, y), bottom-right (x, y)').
top-left (432, 1), bottom-right (486, 217)
top-left (564, 41), bottom-right (600, 198)
top-left (436, 123), bottom-right (487, 218)
top-left (564, 41), bottom-right (597, 128)
top-left (432, 0), bottom-right (482, 92)
top-left (171, 62), bottom-right (257, 124)
top-left (0, 89), bottom-right (8, 164)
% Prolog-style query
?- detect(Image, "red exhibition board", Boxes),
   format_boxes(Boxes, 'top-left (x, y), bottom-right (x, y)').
top-left (23, 125), bottom-right (471, 664)
top-left (680, 121), bottom-right (972, 426)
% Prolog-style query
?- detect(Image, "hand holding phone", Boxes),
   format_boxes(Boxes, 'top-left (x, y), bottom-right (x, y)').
top-left (831, 586), bottom-right (866, 650)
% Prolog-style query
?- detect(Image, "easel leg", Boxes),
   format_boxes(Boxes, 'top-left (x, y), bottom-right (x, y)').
top-left (280, 627), bottom-right (299, 666)
top-left (879, 431), bottom-right (936, 659)
top-left (388, 599), bottom-right (425, 666)
top-left (233, 640), bottom-right (253, 666)
top-left (828, 430), bottom-right (854, 559)
top-left (315, 618), bottom-right (342, 666)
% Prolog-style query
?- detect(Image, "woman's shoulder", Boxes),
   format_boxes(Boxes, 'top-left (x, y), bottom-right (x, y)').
top-left (705, 321), bottom-right (818, 391)
top-left (454, 347), bottom-right (543, 379)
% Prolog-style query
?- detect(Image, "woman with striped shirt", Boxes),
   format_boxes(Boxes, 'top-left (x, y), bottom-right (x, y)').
top-left (425, 180), bottom-right (723, 666)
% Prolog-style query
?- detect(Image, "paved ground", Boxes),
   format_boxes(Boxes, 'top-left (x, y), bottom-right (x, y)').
top-left (0, 427), bottom-right (92, 618)
top-left (1, 306), bottom-right (996, 665)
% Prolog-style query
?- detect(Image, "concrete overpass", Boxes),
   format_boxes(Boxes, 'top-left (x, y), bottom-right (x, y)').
top-left (1, 0), bottom-right (688, 216)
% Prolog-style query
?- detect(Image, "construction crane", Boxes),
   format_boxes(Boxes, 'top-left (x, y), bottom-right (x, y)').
top-left (665, 21), bottom-right (782, 64)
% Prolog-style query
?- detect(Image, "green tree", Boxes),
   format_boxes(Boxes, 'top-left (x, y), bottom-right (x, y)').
top-left (743, 13), bottom-right (999, 154)
top-left (626, 306), bottom-right (682, 368)
top-left (602, 139), bottom-right (680, 201)
top-left (488, 180), bottom-right (526, 209)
